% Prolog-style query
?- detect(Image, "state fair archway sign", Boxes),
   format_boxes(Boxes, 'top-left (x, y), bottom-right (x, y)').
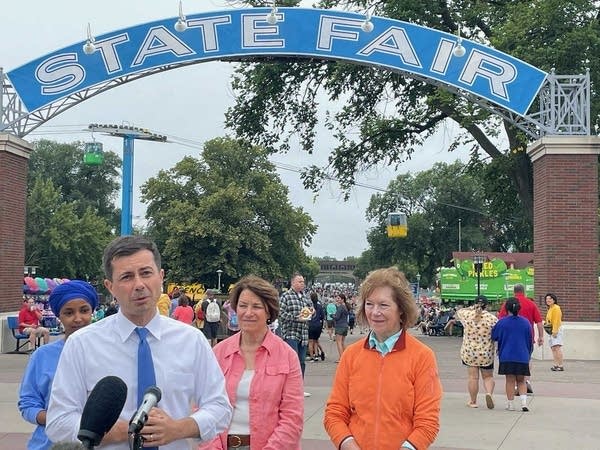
top-left (4, 7), bottom-right (587, 139)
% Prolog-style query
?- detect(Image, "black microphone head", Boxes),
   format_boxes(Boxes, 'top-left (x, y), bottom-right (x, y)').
top-left (78, 376), bottom-right (127, 447)
top-left (145, 386), bottom-right (161, 402)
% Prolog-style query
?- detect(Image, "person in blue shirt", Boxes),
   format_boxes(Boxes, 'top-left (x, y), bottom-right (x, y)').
top-left (492, 297), bottom-right (533, 412)
top-left (18, 280), bottom-right (98, 450)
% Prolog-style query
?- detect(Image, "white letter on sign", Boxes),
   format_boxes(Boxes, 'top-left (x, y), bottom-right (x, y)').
top-left (132, 26), bottom-right (195, 67)
top-left (35, 53), bottom-right (85, 95)
top-left (94, 34), bottom-right (130, 74)
top-left (460, 50), bottom-right (516, 100)
top-left (358, 27), bottom-right (421, 68)
top-left (186, 16), bottom-right (231, 52)
top-left (242, 14), bottom-right (285, 48)
top-left (317, 16), bottom-right (361, 51)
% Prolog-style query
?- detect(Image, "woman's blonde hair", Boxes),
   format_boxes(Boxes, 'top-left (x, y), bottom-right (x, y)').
top-left (357, 267), bottom-right (419, 329)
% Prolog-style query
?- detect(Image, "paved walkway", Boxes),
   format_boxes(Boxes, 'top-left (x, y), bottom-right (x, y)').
top-left (2, 330), bottom-right (600, 449)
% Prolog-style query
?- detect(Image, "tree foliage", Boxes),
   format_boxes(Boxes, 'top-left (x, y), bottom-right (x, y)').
top-left (26, 178), bottom-right (112, 279)
top-left (359, 161), bottom-right (530, 286)
top-left (28, 140), bottom-right (122, 229)
top-left (141, 137), bottom-right (317, 286)
top-left (226, 0), bottom-right (600, 229)
top-left (25, 140), bottom-right (120, 278)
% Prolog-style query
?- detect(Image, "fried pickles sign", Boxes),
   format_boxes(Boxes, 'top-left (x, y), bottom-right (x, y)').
top-left (440, 259), bottom-right (535, 301)
top-left (7, 8), bottom-right (546, 115)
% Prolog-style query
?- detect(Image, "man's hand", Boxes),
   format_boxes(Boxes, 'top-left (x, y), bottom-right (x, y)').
top-left (141, 407), bottom-right (200, 447)
top-left (102, 419), bottom-right (130, 444)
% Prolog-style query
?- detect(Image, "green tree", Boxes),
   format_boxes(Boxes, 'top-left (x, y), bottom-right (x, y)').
top-left (28, 140), bottom-right (122, 229)
top-left (226, 0), bottom-right (600, 227)
top-left (141, 137), bottom-right (317, 285)
top-left (25, 178), bottom-right (112, 278)
top-left (361, 162), bottom-right (491, 286)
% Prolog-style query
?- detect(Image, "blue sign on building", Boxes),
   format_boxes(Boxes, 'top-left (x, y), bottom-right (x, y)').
top-left (7, 8), bottom-right (546, 115)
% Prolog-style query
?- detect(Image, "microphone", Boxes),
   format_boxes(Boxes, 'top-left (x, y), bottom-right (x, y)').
top-left (78, 376), bottom-right (127, 449)
top-left (128, 386), bottom-right (162, 434)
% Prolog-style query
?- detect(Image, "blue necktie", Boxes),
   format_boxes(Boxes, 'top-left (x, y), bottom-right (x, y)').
top-left (135, 327), bottom-right (157, 449)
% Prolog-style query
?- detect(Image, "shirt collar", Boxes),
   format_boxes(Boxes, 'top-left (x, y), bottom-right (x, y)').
top-left (115, 309), bottom-right (161, 342)
top-left (222, 329), bottom-right (278, 357)
top-left (368, 329), bottom-right (403, 355)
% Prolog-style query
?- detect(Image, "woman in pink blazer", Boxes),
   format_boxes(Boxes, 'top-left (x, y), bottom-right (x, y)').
top-left (202, 275), bottom-right (303, 450)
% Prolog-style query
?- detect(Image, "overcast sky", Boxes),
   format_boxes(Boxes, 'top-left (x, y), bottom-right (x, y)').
top-left (2, 0), bottom-right (470, 259)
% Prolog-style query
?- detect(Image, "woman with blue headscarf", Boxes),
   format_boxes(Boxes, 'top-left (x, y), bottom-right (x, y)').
top-left (18, 280), bottom-right (98, 450)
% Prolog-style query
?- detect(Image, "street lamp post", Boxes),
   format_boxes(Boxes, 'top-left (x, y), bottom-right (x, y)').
top-left (473, 254), bottom-right (485, 297)
top-left (416, 273), bottom-right (421, 302)
top-left (458, 218), bottom-right (462, 252)
top-left (216, 269), bottom-right (223, 292)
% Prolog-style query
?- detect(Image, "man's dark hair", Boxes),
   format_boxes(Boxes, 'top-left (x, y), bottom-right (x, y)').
top-left (102, 236), bottom-right (161, 281)
top-left (513, 284), bottom-right (525, 294)
top-left (291, 272), bottom-right (303, 282)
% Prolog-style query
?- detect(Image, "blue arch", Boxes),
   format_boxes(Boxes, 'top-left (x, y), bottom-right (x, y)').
top-left (7, 7), bottom-right (545, 116)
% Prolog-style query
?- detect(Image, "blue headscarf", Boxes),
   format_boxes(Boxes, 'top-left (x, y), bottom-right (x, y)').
top-left (49, 280), bottom-right (99, 316)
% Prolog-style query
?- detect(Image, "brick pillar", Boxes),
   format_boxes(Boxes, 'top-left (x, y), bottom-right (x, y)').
top-left (528, 136), bottom-right (600, 321)
top-left (0, 134), bottom-right (32, 313)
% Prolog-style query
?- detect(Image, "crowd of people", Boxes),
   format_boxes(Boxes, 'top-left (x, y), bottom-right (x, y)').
top-left (14, 234), bottom-right (566, 449)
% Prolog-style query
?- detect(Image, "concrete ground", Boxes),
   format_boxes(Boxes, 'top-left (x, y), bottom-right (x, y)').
top-left (2, 329), bottom-right (600, 449)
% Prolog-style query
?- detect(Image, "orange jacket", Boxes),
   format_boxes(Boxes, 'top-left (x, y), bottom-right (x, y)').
top-left (324, 331), bottom-right (442, 450)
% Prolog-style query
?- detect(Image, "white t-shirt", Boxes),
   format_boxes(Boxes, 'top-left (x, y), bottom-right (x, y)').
top-left (228, 369), bottom-right (255, 434)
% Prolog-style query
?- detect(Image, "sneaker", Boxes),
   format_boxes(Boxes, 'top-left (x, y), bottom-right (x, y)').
top-left (485, 394), bottom-right (495, 410)
top-left (506, 403), bottom-right (515, 411)
top-left (304, 392), bottom-right (312, 397)
top-left (522, 405), bottom-right (529, 412)
top-left (551, 365), bottom-right (565, 371)
top-left (526, 381), bottom-right (533, 394)
top-left (320, 351), bottom-right (325, 361)
top-left (313, 357), bottom-right (319, 362)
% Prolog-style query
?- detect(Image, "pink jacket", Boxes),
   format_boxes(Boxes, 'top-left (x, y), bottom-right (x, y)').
top-left (203, 330), bottom-right (303, 450)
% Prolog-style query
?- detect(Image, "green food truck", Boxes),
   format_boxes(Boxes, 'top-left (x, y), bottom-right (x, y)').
top-left (439, 257), bottom-right (534, 305)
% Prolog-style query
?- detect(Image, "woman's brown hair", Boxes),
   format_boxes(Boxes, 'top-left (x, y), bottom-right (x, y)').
top-left (228, 275), bottom-right (279, 323)
top-left (357, 267), bottom-right (419, 330)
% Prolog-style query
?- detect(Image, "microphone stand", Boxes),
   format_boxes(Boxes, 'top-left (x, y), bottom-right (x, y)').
top-left (128, 412), bottom-right (147, 450)
top-left (129, 431), bottom-right (145, 450)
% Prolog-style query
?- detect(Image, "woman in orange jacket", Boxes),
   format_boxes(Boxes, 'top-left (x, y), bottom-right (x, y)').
top-left (324, 267), bottom-right (443, 450)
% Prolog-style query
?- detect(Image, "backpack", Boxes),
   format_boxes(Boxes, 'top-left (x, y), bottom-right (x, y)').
top-left (206, 301), bottom-right (221, 322)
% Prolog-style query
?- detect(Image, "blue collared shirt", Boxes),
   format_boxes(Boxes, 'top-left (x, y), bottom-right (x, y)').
top-left (368, 329), bottom-right (403, 355)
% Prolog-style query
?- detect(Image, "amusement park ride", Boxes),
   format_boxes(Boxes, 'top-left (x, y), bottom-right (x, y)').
top-left (386, 212), bottom-right (408, 238)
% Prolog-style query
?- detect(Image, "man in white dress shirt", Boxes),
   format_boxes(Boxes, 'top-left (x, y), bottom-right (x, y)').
top-left (46, 236), bottom-right (232, 449)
